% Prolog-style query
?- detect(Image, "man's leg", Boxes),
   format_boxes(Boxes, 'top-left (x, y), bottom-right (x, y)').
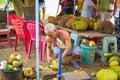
top-left (53, 46), bottom-right (64, 58)
top-left (42, 8), bottom-right (46, 21)
top-left (70, 46), bottom-right (81, 69)
top-left (104, 12), bottom-right (111, 21)
top-left (99, 12), bottom-right (105, 21)
top-left (70, 54), bottom-right (80, 63)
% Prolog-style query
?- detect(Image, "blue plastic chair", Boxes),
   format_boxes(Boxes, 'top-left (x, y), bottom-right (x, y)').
top-left (70, 33), bottom-right (82, 46)
top-left (96, 36), bottom-right (117, 62)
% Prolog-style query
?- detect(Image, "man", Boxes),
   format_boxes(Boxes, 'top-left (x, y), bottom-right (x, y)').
top-left (98, 0), bottom-right (114, 21)
top-left (75, 0), bottom-right (84, 16)
top-left (114, 0), bottom-right (120, 51)
top-left (39, 0), bottom-right (46, 21)
top-left (81, 0), bottom-right (99, 19)
top-left (114, 0), bottom-right (120, 18)
top-left (59, 0), bottom-right (74, 15)
top-left (44, 23), bottom-right (81, 69)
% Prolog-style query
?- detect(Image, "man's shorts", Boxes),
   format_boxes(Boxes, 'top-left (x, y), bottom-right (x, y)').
top-left (53, 46), bottom-right (81, 57)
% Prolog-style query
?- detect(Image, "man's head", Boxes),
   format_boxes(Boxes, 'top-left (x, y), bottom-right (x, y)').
top-left (44, 23), bottom-right (57, 36)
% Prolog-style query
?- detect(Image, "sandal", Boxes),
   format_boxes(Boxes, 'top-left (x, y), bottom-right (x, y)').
top-left (70, 62), bottom-right (80, 69)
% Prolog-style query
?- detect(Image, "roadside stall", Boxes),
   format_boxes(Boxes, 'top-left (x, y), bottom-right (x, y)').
top-left (1, 0), bottom-right (120, 80)
top-left (56, 25), bottom-right (117, 62)
top-left (45, 12), bottom-right (120, 80)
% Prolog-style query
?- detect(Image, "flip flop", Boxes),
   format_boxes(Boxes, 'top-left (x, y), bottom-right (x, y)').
top-left (70, 62), bottom-right (80, 69)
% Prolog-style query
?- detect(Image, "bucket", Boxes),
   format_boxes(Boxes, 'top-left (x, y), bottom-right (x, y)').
top-left (0, 68), bottom-right (22, 80)
top-left (80, 44), bottom-right (97, 64)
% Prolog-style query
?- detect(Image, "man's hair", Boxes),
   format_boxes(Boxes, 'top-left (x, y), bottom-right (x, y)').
top-left (44, 23), bottom-right (57, 34)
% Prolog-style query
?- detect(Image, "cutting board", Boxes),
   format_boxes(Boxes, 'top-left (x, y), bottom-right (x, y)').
top-left (61, 71), bottom-right (91, 80)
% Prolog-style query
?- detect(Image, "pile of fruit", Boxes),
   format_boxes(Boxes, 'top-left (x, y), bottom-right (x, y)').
top-left (38, 60), bottom-right (58, 72)
top-left (96, 53), bottom-right (120, 80)
top-left (39, 60), bottom-right (58, 71)
top-left (0, 52), bottom-right (36, 79)
top-left (47, 14), bottom-right (115, 34)
top-left (22, 67), bottom-right (36, 79)
top-left (81, 39), bottom-right (96, 47)
top-left (39, 60), bottom-right (69, 72)
top-left (103, 52), bottom-right (120, 67)
top-left (0, 52), bottom-right (22, 72)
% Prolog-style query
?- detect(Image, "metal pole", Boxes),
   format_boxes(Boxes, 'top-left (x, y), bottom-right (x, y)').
top-left (6, 0), bottom-right (9, 28)
top-left (58, 50), bottom-right (62, 80)
top-left (35, 0), bottom-right (40, 80)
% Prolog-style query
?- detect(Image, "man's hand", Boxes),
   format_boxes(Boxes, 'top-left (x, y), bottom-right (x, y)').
top-left (55, 58), bottom-right (58, 62)
top-left (107, 9), bottom-right (114, 13)
top-left (110, 0), bottom-right (114, 5)
top-left (47, 56), bottom-right (52, 63)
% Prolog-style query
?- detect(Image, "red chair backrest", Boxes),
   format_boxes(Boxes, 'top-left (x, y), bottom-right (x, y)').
top-left (24, 21), bottom-right (44, 40)
top-left (8, 14), bottom-right (25, 37)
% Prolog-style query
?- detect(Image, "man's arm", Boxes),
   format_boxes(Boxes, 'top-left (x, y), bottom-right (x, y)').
top-left (92, 1), bottom-right (100, 11)
top-left (61, 38), bottom-right (72, 59)
top-left (46, 42), bottom-right (51, 58)
top-left (89, 0), bottom-right (100, 11)
top-left (97, 0), bottom-right (100, 7)
top-left (60, 32), bottom-right (72, 59)
top-left (113, 0), bottom-right (117, 15)
top-left (110, 0), bottom-right (115, 5)
top-left (60, 0), bottom-right (66, 4)
top-left (46, 37), bottom-right (52, 63)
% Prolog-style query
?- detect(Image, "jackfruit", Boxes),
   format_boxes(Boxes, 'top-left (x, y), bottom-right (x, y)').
top-left (109, 61), bottom-right (119, 68)
top-left (96, 69), bottom-right (118, 80)
top-left (66, 18), bottom-right (78, 29)
top-left (97, 21), bottom-right (115, 34)
top-left (79, 17), bottom-right (88, 23)
top-left (94, 20), bottom-right (101, 31)
top-left (108, 55), bottom-right (120, 64)
top-left (72, 21), bottom-right (88, 31)
top-left (88, 19), bottom-right (94, 30)
top-left (47, 16), bottom-right (55, 23)
top-left (54, 15), bottom-right (62, 25)
top-left (110, 66), bottom-right (120, 80)
top-left (50, 60), bottom-right (58, 71)
top-left (61, 14), bottom-right (71, 19)
top-left (62, 14), bottom-right (76, 19)
top-left (58, 16), bottom-right (72, 27)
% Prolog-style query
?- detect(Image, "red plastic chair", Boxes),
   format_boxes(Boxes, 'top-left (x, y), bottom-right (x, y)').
top-left (24, 21), bottom-right (46, 62)
top-left (8, 14), bottom-right (28, 53)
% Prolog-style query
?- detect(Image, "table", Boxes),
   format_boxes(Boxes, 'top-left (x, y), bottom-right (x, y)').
top-left (56, 25), bottom-right (116, 38)
top-left (0, 29), bottom-right (12, 47)
top-left (56, 25), bottom-right (117, 62)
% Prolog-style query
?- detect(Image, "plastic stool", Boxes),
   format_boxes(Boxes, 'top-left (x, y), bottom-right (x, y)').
top-left (0, 29), bottom-right (12, 47)
top-left (70, 33), bottom-right (82, 46)
top-left (96, 36), bottom-right (117, 62)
